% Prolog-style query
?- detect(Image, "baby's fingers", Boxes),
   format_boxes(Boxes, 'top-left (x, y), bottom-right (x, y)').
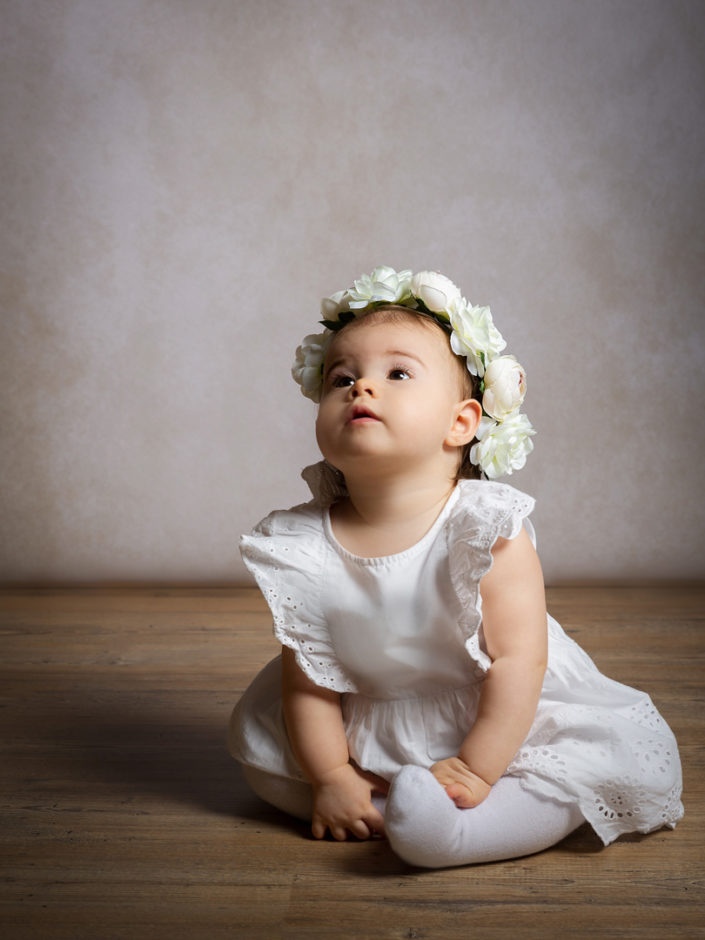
top-left (312, 818), bottom-right (350, 841)
top-left (311, 816), bottom-right (329, 840)
top-left (311, 816), bottom-right (376, 841)
top-left (362, 805), bottom-right (385, 837)
top-left (347, 819), bottom-right (372, 840)
top-left (445, 781), bottom-right (481, 808)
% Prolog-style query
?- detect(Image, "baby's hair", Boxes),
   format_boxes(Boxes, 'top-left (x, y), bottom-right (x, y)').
top-left (328, 304), bottom-right (484, 481)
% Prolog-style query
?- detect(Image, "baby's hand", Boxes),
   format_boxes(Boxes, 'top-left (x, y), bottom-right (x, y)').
top-left (430, 757), bottom-right (492, 808)
top-left (311, 764), bottom-right (387, 841)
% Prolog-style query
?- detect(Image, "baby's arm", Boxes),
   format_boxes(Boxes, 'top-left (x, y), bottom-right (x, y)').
top-left (281, 646), bottom-right (387, 840)
top-left (432, 526), bottom-right (548, 807)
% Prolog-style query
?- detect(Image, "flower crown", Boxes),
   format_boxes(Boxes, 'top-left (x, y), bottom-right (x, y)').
top-left (292, 266), bottom-right (535, 478)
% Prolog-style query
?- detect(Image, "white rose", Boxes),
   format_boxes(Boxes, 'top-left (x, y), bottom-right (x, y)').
top-left (482, 355), bottom-right (527, 421)
top-left (449, 299), bottom-right (506, 377)
top-left (409, 271), bottom-right (462, 318)
top-left (470, 413), bottom-right (535, 479)
top-left (291, 331), bottom-right (332, 402)
top-left (347, 266), bottom-right (413, 309)
top-left (320, 289), bottom-right (351, 326)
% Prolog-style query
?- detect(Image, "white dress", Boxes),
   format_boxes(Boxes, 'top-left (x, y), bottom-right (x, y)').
top-left (230, 465), bottom-right (684, 846)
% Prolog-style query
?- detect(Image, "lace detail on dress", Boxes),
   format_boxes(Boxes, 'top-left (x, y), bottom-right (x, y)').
top-left (628, 696), bottom-right (672, 733)
top-left (508, 691), bottom-right (684, 843)
top-left (447, 481), bottom-right (536, 673)
top-left (590, 768), bottom-right (683, 837)
top-left (592, 776), bottom-right (650, 825)
top-left (512, 745), bottom-right (571, 785)
top-left (268, 595), bottom-right (358, 692)
top-left (240, 505), bottom-right (359, 694)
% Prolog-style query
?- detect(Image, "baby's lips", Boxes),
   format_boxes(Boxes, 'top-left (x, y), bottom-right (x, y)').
top-left (347, 406), bottom-right (380, 423)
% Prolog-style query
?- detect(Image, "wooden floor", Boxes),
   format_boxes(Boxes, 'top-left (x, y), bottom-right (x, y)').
top-left (0, 586), bottom-right (703, 939)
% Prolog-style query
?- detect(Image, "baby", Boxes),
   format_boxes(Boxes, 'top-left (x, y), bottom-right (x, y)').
top-left (230, 267), bottom-right (683, 867)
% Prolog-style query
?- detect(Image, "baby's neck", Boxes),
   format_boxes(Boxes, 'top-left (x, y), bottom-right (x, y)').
top-left (330, 475), bottom-right (456, 558)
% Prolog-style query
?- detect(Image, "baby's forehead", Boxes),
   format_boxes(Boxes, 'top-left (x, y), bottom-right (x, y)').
top-left (328, 311), bottom-right (450, 358)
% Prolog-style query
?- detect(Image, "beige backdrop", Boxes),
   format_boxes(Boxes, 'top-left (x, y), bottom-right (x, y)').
top-left (1, 0), bottom-right (704, 585)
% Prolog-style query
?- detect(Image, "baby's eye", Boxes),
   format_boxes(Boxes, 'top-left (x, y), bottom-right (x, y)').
top-left (388, 368), bottom-right (411, 381)
top-left (330, 373), bottom-right (355, 388)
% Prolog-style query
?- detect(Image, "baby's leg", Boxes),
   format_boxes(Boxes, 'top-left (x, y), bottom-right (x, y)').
top-left (386, 765), bottom-right (583, 868)
top-left (242, 765), bottom-right (314, 821)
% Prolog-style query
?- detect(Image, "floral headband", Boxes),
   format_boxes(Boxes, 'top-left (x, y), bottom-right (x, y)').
top-left (292, 266), bottom-right (535, 478)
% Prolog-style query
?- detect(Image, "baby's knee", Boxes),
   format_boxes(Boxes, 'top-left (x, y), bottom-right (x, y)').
top-left (242, 765), bottom-right (313, 822)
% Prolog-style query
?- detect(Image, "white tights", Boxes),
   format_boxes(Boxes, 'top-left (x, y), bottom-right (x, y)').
top-left (242, 764), bottom-right (584, 868)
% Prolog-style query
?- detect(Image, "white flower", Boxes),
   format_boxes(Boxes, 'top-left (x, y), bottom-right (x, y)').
top-left (449, 299), bottom-right (506, 377)
top-left (320, 289), bottom-right (351, 325)
top-left (347, 266), bottom-right (413, 309)
top-left (291, 331), bottom-right (332, 402)
top-left (292, 265), bottom-right (535, 477)
top-left (470, 413), bottom-right (536, 479)
top-left (482, 355), bottom-right (527, 421)
top-left (409, 271), bottom-right (462, 318)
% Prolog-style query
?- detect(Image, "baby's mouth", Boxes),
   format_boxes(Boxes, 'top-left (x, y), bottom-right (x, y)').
top-left (348, 406), bottom-right (379, 424)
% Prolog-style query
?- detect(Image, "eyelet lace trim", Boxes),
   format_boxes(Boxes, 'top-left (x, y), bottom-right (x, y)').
top-left (449, 481), bottom-right (535, 672)
top-left (508, 696), bottom-right (684, 841)
top-left (241, 506), bottom-right (359, 693)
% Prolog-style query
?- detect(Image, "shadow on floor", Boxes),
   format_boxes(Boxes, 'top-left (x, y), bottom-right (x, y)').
top-left (8, 686), bottom-right (282, 821)
top-left (10, 685), bottom-right (627, 864)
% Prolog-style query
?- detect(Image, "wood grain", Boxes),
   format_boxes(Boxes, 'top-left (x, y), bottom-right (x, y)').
top-left (1, 587), bottom-right (703, 939)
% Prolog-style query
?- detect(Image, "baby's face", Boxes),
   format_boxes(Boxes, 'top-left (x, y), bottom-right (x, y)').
top-left (315, 314), bottom-right (470, 477)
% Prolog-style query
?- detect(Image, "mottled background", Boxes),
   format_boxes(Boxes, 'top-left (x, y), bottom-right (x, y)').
top-left (2, 0), bottom-right (704, 584)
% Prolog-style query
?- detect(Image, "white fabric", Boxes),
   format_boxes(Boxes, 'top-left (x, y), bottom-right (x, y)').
top-left (242, 765), bottom-right (313, 822)
top-left (230, 466), bottom-right (684, 846)
top-left (241, 763), bottom-right (584, 869)
top-left (385, 765), bottom-right (585, 868)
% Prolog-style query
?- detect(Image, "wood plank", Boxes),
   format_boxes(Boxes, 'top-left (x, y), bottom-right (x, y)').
top-left (0, 587), bottom-right (703, 939)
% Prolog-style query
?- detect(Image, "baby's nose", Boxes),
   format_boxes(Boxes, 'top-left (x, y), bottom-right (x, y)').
top-left (351, 378), bottom-right (375, 397)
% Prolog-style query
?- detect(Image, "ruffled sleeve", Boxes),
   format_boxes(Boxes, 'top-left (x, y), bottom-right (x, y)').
top-left (240, 502), bottom-right (359, 693)
top-left (447, 481), bottom-right (536, 672)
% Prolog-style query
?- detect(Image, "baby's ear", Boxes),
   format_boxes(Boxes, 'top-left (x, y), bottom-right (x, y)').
top-left (446, 399), bottom-right (482, 447)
